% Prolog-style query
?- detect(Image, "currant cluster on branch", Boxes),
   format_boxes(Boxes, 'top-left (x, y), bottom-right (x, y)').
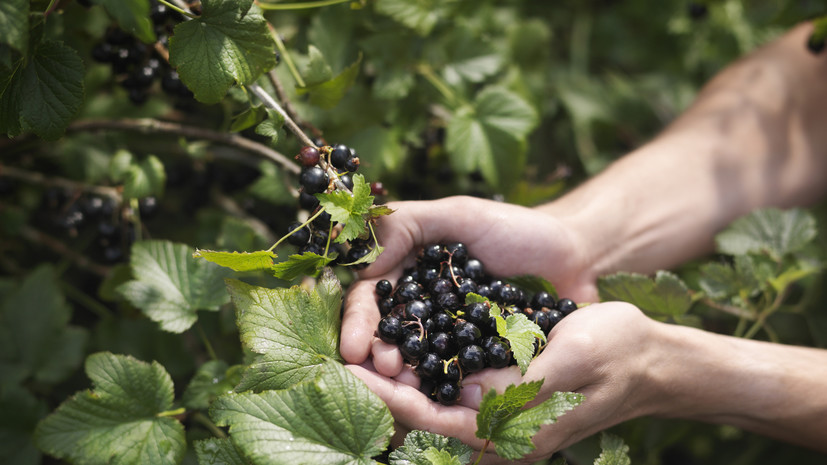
top-left (374, 243), bottom-right (579, 406)
top-left (90, 1), bottom-right (192, 104)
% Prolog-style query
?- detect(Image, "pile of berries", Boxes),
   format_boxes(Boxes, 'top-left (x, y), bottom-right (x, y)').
top-left (374, 243), bottom-right (578, 406)
top-left (285, 144), bottom-right (377, 267)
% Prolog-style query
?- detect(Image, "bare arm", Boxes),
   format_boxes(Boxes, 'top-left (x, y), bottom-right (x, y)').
top-left (542, 22), bottom-right (827, 280)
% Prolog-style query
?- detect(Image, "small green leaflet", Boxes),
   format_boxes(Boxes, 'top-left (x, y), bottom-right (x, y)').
top-left (343, 245), bottom-right (384, 267)
top-left (715, 208), bottom-right (817, 261)
top-left (598, 271), bottom-right (692, 319)
top-left (297, 53), bottom-right (363, 109)
top-left (91, 0), bottom-right (156, 44)
top-left (270, 251), bottom-right (335, 281)
top-left (169, 0), bottom-right (276, 104)
top-left (194, 249), bottom-right (277, 272)
top-left (422, 448), bottom-right (464, 465)
top-left (390, 430), bottom-right (473, 465)
top-left (594, 433), bottom-right (631, 465)
top-left (210, 361), bottom-right (393, 464)
top-left (316, 173), bottom-right (374, 243)
top-left (0, 41), bottom-right (84, 140)
top-left (374, 0), bottom-right (447, 36)
top-left (117, 240), bottom-right (233, 333)
top-left (34, 352), bottom-right (186, 465)
top-left (476, 381), bottom-right (583, 460)
top-left (445, 86), bottom-right (538, 188)
top-left (0, 265), bottom-right (87, 388)
top-left (182, 361), bottom-right (243, 410)
top-left (301, 45), bottom-right (334, 85)
top-left (123, 155), bottom-right (166, 199)
top-left (230, 105), bottom-right (266, 132)
top-left (227, 269), bottom-right (343, 391)
top-left (369, 204), bottom-right (396, 219)
top-left (465, 293), bottom-right (545, 375)
top-left (0, 0), bottom-right (28, 54)
top-left (254, 108), bottom-right (285, 146)
top-left (194, 438), bottom-right (248, 465)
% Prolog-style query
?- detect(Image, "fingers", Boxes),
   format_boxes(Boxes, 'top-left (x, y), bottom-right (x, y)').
top-left (346, 364), bottom-right (489, 450)
top-left (340, 278), bottom-right (383, 364)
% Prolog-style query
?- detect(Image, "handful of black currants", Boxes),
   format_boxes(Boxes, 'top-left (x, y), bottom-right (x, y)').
top-left (374, 243), bottom-right (578, 406)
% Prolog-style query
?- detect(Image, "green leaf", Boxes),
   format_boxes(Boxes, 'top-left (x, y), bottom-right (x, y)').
top-left (504, 275), bottom-right (558, 300)
top-left (369, 204), bottom-right (395, 219)
top-left (255, 108), bottom-right (285, 146)
top-left (697, 262), bottom-right (739, 300)
top-left (169, 0), bottom-right (275, 104)
top-left (342, 245), bottom-right (384, 267)
top-left (476, 382), bottom-right (583, 460)
top-left (193, 249), bottom-right (277, 272)
top-left (390, 430), bottom-right (473, 465)
top-left (194, 438), bottom-right (248, 465)
top-left (227, 269), bottom-right (343, 391)
top-left (499, 313), bottom-right (545, 375)
top-left (597, 271), bottom-right (693, 318)
top-left (422, 448), bottom-right (464, 465)
top-left (715, 208), bottom-right (817, 261)
top-left (445, 86), bottom-right (538, 187)
top-left (316, 173), bottom-right (374, 243)
top-left (230, 105), bottom-right (266, 132)
top-left (296, 53), bottom-right (362, 109)
top-left (0, 41), bottom-right (84, 140)
top-left (116, 240), bottom-right (233, 333)
top-left (210, 361), bottom-right (393, 464)
top-left (182, 361), bottom-right (243, 410)
top-left (108, 149), bottom-right (134, 182)
top-left (0, 0), bottom-right (28, 54)
top-left (0, 265), bottom-right (87, 388)
top-left (594, 433), bottom-right (631, 465)
top-left (270, 252), bottom-right (336, 281)
top-left (123, 155), bottom-right (166, 199)
top-left (302, 45), bottom-right (333, 85)
top-left (440, 30), bottom-right (501, 86)
top-left (91, 0), bottom-right (156, 44)
top-left (374, 0), bottom-right (446, 36)
top-left (34, 352), bottom-right (186, 465)
top-left (247, 160), bottom-right (292, 205)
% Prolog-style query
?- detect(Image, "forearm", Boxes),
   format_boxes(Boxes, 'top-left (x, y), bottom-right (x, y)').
top-left (646, 322), bottom-right (827, 450)
top-left (541, 22), bottom-right (827, 277)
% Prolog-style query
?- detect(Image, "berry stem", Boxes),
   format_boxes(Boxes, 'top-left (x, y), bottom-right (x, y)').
top-left (191, 412), bottom-right (228, 439)
top-left (267, 24), bottom-right (306, 88)
top-left (256, 0), bottom-right (354, 10)
top-left (471, 440), bottom-right (491, 465)
top-left (267, 207), bottom-right (326, 252)
top-left (157, 0), bottom-right (198, 19)
top-left (197, 321), bottom-right (219, 361)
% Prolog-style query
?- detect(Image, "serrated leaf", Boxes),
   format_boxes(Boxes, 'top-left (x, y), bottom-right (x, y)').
top-left (316, 173), bottom-right (374, 243)
top-left (194, 249), bottom-right (277, 272)
top-left (374, 0), bottom-right (446, 36)
top-left (302, 45), bottom-right (333, 85)
top-left (0, 41), bottom-right (84, 140)
top-left (123, 155), bottom-right (166, 199)
top-left (715, 208), bottom-right (817, 261)
top-left (296, 53), bottom-right (362, 109)
top-left (446, 86), bottom-right (538, 187)
top-left (183, 360), bottom-right (242, 410)
top-left (0, 0), bottom-right (28, 54)
top-left (169, 0), bottom-right (275, 104)
top-left (594, 433), bottom-right (631, 465)
top-left (697, 262), bottom-right (739, 300)
top-left (91, 0), bottom-right (156, 44)
top-left (270, 252), bottom-right (335, 281)
top-left (499, 313), bottom-right (545, 375)
top-left (255, 108), bottom-right (285, 146)
top-left (34, 352), bottom-right (185, 465)
top-left (390, 430), bottom-right (473, 465)
top-left (227, 269), bottom-right (342, 391)
top-left (439, 30), bottom-right (501, 86)
top-left (476, 385), bottom-right (583, 460)
top-left (210, 361), bottom-right (393, 464)
top-left (343, 245), bottom-right (384, 267)
top-left (0, 265), bottom-right (87, 388)
top-left (369, 204), bottom-right (395, 219)
top-left (116, 240), bottom-right (233, 333)
top-left (597, 271), bottom-right (692, 318)
top-left (422, 448), bottom-right (463, 465)
top-left (230, 105), bottom-right (266, 132)
top-left (195, 438), bottom-right (248, 465)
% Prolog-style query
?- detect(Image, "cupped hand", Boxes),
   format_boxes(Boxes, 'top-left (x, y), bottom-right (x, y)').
top-left (347, 302), bottom-right (662, 464)
top-left (340, 195), bottom-right (598, 374)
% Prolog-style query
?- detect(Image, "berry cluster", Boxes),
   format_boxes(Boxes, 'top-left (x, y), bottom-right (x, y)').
top-left (90, 2), bottom-right (192, 105)
top-left (286, 143), bottom-right (377, 267)
top-left (374, 243), bottom-right (578, 406)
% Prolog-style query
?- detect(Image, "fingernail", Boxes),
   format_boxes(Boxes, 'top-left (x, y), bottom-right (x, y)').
top-left (460, 383), bottom-right (482, 407)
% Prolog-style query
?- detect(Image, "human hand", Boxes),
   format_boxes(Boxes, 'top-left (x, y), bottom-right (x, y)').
top-left (348, 302), bottom-right (660, 464)
top-left (340, 195), bottom-right (599, 376)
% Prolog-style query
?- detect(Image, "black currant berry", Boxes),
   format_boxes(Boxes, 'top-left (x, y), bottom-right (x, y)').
top-left (486, 340), bottom-right (511, 368)
top-left (531, 291), bottom-right (556, 310)
top-left (556, 298), bottom-right (577, 315)
top-left (400, 333), bottom-right (427, 363)
top-left (300, 166), bottom-right (329, 194)
top-left (436, 382), bottom-right (461, 406)
top-left (395, 281), bottom-right (424, 304)
top-left (416, 353), bottom-right (443, 380)
top-left (458, 344), bottom-right (485, 374)
top-left (530, 310), bottom-right (550, 334)
top-left (463, 258), bottom-right (485, 281)
top-left (297, 146), bottom-right (321, 167)
top-left (429, 278), bottom-right (453, 295)
top-left (344, 156), bottom-right (360, 172)
top-left (339, 174), bottom-right (354, 191)
top-left (435, 291), bottom-right (460, 311)
top-left (299, 191), bottom-right (320, 210)
top-left (378, 297), bottom-right (396, 316)
top-left (420, 244), bottom-right (445, 265)
top-left (405, 300), bottom-right (431, 321)
top-left (375, 279), bottom-right (393, 298)
top-left (377, 316), bottom-right (402, 344)
top-left (429, 332), bottom-right (456, 359)
top-left (330, 144), bottom-right (351, 170)
top-left (456, 279), bottom-right (478, 298)
top-left (454, 320), bottom-right (481, 348)
top-left (547, 309), bottom-right (564, 331)
top-left (286, 222), bottom-right (310, 246)
top-left (446, 242), bottom-right (468, 266)
top-left (463, 302), bottom-right (490, 327)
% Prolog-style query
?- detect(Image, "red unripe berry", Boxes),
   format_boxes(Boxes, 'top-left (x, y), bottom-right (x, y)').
top-left (297, 146), bottom-right (320, 167)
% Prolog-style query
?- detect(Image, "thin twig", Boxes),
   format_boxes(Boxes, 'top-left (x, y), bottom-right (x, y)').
top-left (19, 225), bottom-right (112, 277)
top-left (248, 84), bottom-right (316, 149)
top-left (699, 297), bottom-right (756, 320)
top-left (0, 165), bottom-right (122, 201)
top-left (68, 118), bottom-right (300, 175)
top-left (267, 70), bottom-right (323, 138)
